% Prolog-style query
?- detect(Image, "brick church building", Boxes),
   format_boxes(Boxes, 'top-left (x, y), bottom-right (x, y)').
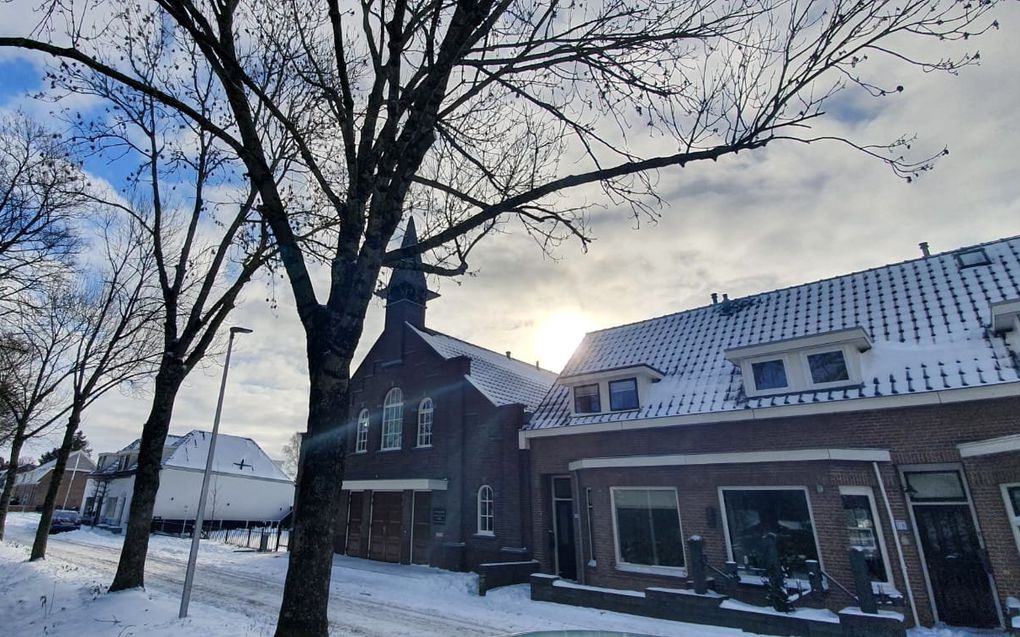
top-left (333, 221), bottom-right (556, 571)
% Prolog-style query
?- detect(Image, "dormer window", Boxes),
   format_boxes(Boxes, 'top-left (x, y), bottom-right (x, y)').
top-left (562, 364), bottom-right (662, 416)
top-left (725, 327), bottom-right (871, 398)
top-left (609, 378), bottom-right (639, 411)
top-left (574, 384), bottom-right (601, 413)
top-left (806, 350), bottom-right (849, 384)
top-left (751, 359), bottom-right (788, 391)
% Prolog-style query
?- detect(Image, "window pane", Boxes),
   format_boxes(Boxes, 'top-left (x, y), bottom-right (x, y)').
top-left (1008, 486), bottom-right (1020, 517)
top-left (904, 471), bottom-right (966, 502)
top-left (356, 409), bottom-right (369, 452)
top-left (841, 494), bottom-right (888, 582)
top-left (382, 388), bottom-right (403, 449)
top-left (574, 384), bottom-right (601, 413)
top-left (752, 360), bottom-right (788, 390)
top-left (609, 378), bottom-right (639, 411)
top-left (807, 351), bottom-right (850, 384)
top-left (614, 489), bottom-right (684, 567)
top-left (723, 489), bottom-right (818, 578)
top-left (553, 477), bottom-right (572, 499)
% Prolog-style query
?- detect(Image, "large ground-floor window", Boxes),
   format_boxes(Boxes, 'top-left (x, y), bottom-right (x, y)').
top-left (721, 487), bottom-right (819, 579)
top-left (611, 487), bottom-right (684, 570)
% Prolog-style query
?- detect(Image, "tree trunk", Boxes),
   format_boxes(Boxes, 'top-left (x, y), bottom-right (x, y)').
top-left (275, 341), bottom-right (348, 637)
top-left (30, 405), bottom-right (82, 560)
top-left (109, 363), bottom-right (185, 591)
top-left (0, 420), bottom-right (28, 541)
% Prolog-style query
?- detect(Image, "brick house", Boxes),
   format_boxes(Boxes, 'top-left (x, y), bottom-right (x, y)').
top-left (333, 221), bottom-right (556, 571)
top-left (9, 450), bottom-right (95, 512)
top-left (522, 236), bottom-right (1020, 629)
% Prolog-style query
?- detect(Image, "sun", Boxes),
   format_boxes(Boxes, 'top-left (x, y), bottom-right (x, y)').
top-left (533, 310), bottom-right (595, 372)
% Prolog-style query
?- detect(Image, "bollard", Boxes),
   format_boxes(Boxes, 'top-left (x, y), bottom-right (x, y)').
top-left (688, 535), bottom-right (707, 594)
top-left (848, 547), bottom-right (877, 614)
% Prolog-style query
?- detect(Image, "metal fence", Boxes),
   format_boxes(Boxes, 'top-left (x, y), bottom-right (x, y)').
top-left (151, 517), bottom-right (289, 552)
top-left (205, 523), bottom-right (289, 552)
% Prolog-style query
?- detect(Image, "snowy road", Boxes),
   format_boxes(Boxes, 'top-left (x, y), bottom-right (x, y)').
top-left (3, 514), bottom-right (739, 636)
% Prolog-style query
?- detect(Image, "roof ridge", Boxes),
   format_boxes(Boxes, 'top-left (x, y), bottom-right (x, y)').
top-left (413, 324), bottom-right (558, 376)
top-left (581, 233), bottom-right (1020, 339)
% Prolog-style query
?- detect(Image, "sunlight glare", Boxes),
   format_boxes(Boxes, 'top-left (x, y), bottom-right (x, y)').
top-left (534, 311), bottom-right (595, 372)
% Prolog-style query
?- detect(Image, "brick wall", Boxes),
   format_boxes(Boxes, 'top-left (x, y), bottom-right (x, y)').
top-left (528, 395), bottom-right (1020, 626)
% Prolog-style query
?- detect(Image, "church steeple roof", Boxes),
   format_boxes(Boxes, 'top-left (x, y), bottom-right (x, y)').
top-left (377, 219), bottom-right (439, 331)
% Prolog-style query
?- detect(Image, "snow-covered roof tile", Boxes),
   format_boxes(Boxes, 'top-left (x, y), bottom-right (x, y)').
top-left (411, 326), bottom-right (557, 411)
top-left (529, 236), bottom-right (1020, 430)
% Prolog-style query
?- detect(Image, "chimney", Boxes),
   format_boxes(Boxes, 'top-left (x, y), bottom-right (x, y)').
top-left (505, 351), bottom-right (511, 359)
top-left (535, 361), bottom-right (540, 369)
top-left (722, 293), bottom-right (729, 302)
top-left (711, 293), bottom-right (718, 305)
top-left (919, 241), bottom-right (930, 257)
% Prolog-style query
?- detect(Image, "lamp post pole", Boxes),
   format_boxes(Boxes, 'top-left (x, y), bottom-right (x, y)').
top-left (179, 326), bottom-right (252, 618)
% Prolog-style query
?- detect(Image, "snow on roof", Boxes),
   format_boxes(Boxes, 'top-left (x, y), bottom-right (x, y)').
top-left (164, 430), bottom-right (293, 482)
top-left (116, 434), bottom-right (186, 454)
top-left (529, 235), bottom-right (1020, 430)
top-left (410, 325), bottom-right (557, 411)
top-left (16, 451), bottom-right (96, 485)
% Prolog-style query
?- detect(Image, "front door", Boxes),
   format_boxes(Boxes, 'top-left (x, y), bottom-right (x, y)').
top-left (905, 469), bottom-right (998, 628)
top-left (552, 476), bottom-right (577, 580)
top-left (369, 492), bottom-right (403, 563)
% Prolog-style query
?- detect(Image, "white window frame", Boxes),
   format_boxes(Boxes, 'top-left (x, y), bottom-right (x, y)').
top-left (799, 345), bottom-right (860, 390)
top-left (839, 485), bottom-right (893, 586)
top-left (416, 398), bottom-right (433, 447)
top-left (380, 387), bottom-right (403, 450)
top-left (477, 485), bottom-right (494, 536)
top-left (609, 486), bottom-right (687, 577)
top-left (355, 409), bottom-right (369, 453)
top-left (746, 355), bottom-right (792, 394)
top-left (1001, 482), bottom-right (1020, 559)
top-left (573, 383), bottom-right (601, 414)
top-left (718, 485), bottom-right (824, 583)
top-left (608, 377), bottom-right (640, 412)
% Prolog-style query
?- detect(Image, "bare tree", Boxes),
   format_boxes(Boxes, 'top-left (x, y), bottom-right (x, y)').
top-left (0, 286), bottom-right (78, 540)
top-left (26, 28), bottom-right (300, 590)
top-left (279, 432), bottom-right (301, 479)
top-left (29, 218), bottom-right (162, 561)
top-left (0, 114), bottom-right (85, 316)
top-left (0, 0), bottom-right (1003, 633)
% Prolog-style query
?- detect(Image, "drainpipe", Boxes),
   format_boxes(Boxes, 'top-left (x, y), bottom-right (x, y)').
top-left (873, 461), bottom-right (918, 626)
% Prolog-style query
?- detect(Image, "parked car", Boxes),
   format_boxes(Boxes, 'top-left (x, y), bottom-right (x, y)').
top-left (49, 510), bottom-right (81, 534)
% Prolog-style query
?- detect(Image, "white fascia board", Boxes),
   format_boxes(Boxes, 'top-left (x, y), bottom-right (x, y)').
top-left (522, 381), bottom-right (1020, 445)
top-left (567, 448), bottom-right (891, 471)
top-left (342, 478), bottom-right (449, 491)
top-left (991, 298), bottom-right (1020, 332)
top-left (958, 433), bottom-right (1020, 458)
top-left (723, 326), bottom-right (872, 363)
top-left (559, 364), bottom-right (666, 386)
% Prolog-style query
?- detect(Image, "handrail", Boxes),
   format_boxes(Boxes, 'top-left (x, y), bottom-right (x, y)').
top-left (818, 567), bottom-right (857, 602)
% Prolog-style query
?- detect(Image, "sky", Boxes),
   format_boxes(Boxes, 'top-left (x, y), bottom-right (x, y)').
top-left (3, 2), bottom-right (1019, 462)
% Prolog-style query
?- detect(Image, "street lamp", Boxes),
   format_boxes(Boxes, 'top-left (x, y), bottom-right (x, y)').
top-left (179, 326), bottom-right (252, 618)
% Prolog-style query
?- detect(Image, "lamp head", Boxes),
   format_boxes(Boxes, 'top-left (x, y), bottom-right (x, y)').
top-left (230, 326), bottom-right (254, 335)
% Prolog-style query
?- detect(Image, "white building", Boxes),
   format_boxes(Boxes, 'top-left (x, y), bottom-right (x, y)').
top-left (83, 430), bottom-right (294, 530)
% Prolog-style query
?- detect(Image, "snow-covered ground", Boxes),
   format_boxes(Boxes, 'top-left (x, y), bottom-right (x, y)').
top-left (0, 513), bottom-right (1006, 636)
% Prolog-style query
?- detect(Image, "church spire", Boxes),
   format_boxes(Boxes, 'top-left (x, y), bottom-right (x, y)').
top-left (379, 218), bottom-right (438, 331)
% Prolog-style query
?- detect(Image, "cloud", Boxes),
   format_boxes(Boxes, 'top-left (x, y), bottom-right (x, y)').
top-left (12, 2), bottom-right (1020, 461)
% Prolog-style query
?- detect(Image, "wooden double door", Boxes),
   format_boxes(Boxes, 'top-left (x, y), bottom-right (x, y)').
top-left (346, 491), bottom-right (432, 565)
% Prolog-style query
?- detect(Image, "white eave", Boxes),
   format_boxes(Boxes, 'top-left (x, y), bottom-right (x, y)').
top-left (958, 432), bottom-right (1020, 458)
top-left (568, 448), bottom-right (891, 471)
top-left (559, 364), bottom-right (666, 386)
top-left (724, 326), bottom-right (872, 363)
top-left (342, 478), bottom-right (448, 491)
